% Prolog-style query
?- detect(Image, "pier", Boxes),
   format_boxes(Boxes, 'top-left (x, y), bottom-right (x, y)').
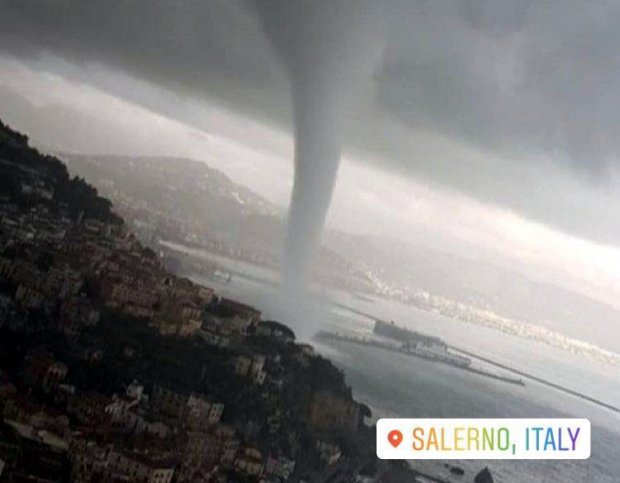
top-left (315, 330), bottom-right (525, 386)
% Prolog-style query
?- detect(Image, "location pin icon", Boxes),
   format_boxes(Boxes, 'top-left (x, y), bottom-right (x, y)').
top-left (388, 429), bottom-right (403, 448)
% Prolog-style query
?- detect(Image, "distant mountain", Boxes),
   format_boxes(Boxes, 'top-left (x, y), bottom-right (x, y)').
top-left (59, 154), bottom-right (371, 290)
top-left (61, 153), bottom-right (279, 216)
top-left (60, 154), bottom-right (284, 257)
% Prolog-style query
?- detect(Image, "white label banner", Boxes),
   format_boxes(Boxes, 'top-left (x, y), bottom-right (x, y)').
top-left (376, 418), bottom-right (591, 460)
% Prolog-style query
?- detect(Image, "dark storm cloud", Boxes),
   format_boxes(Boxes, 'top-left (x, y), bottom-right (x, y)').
top-left (374, 0), bottom-right (620, 167)
top-left (0, 0), bottom-right (283, 119)
top-left (1, 0), bottom-right (620, 244)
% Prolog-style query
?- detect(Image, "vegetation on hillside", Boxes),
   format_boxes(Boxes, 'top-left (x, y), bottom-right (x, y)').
top-left (0, 119), bottom-right (121, 224)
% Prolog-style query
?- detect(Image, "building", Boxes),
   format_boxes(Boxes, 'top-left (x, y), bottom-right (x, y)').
top-left (43, 266), bottom-right (83, 299)
top-left (234, 356), bottom-right (252, 377)
top-left (217, 298), bottom-right (261, 327)
top-left (67, 392), bottom-right (110, 426)
top-left (186, 394), bottom-right (224, 430)
top-left (250, 355), bottom-right (267, 385)
top-left (234, 446), bottom-right (263, 477)
top-left (317, 441), bottom-right (342, 466)
top-left (0, 420), bottom-right (69, 481)
top-left (198, 286), bottom-right (215, 304)
top-left (307, 391), bottom-right (360, 433)
top-left (99, 277), bottom-right (158, 318)
top-left (151, 386), bottom-right (187, 419)
top-left (106, 451), bottom-right (175, 482)
top-left (22, 350), bottom-right (68, 392)
top-left (265, 455), bottom-right (296, 481)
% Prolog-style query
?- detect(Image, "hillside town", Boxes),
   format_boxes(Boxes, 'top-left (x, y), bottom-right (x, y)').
top-left (0, 121), bottom-right (430, 483)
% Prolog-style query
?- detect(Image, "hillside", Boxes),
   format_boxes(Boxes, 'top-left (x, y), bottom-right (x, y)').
top-left (0, 119), bottom-right (396, 482)
top-left (0, 120), bottom-right (121, 225)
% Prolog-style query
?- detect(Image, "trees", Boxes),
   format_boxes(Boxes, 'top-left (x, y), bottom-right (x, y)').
top-left (0, 118), bottom-right (122, 225)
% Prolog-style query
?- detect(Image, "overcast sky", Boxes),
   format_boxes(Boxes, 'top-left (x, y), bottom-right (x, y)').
top-left (2, 1), bottom-right (620, 309)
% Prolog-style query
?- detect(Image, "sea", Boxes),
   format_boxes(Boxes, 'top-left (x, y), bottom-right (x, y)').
top-left (177, 246), bottom-right (620, 483)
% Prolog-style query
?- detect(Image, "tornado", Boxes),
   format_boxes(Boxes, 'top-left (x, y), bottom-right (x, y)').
top-left (255, 0), bottom-right (382, 296)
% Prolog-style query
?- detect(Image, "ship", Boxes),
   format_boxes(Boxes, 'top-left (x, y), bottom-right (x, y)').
top-left (373, 320), bottom-right (471, 367)
top-left (373, 319), bottom-right (445, 347)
